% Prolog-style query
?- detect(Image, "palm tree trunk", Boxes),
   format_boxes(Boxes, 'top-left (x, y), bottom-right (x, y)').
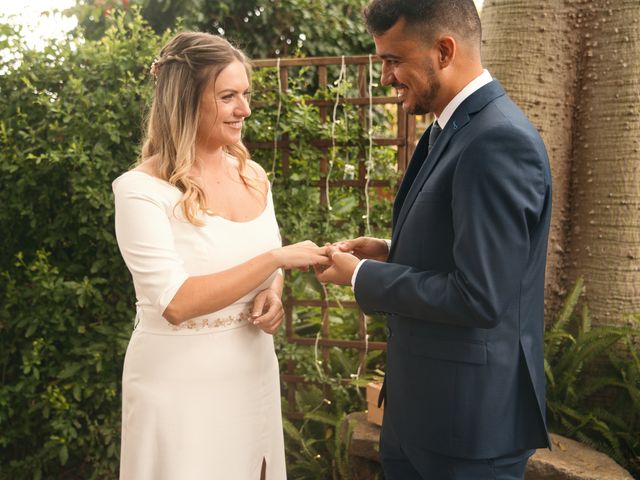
top-left (481, 0), bottom-right (640, 325)
top-left (481, 0), bottom-right (579, 320)
top-left (563, 0), bottom-right (640, 325)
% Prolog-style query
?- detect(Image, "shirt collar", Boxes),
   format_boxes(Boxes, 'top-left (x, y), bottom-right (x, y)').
top-left (435, 69), bottom-right (493, 129)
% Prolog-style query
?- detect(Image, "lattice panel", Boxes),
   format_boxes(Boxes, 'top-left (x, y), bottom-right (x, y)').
top-left (247, 55), bottom-right (417, 418)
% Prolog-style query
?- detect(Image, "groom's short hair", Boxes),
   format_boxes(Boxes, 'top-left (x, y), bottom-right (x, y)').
top-left (363, 0), bottom-right (482, 48)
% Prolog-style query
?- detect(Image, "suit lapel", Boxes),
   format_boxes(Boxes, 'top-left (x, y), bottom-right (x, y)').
top-left (390, 122), bottom-right (461, 247)
top-left (392, 128), bottom-right (430, 225)
top-left (389, 80), bottom-right (507, 254)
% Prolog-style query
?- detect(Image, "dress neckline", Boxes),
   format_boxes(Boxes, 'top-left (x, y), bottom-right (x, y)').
top-left (202, 195), bottom-right (270, 224)
top-left (124, 170), bottom-right (271, 224)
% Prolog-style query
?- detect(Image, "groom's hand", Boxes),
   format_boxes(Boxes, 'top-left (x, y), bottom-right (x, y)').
top-left (335, 236), bottom-right (389, 262)
top-left (315, 245), bottom-right (359, 286)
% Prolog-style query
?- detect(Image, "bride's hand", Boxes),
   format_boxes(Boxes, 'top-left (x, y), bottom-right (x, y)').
top-left (273, 240), bottom-right (330, 270)
top-left (251, 288), bottom-right (284, 335)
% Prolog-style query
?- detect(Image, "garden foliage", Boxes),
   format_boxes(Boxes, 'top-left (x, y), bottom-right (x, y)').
top-left (545, 279), bottom-right (640, 476)
top-left (0, 13), bottom-right (162, 480)
top-left (68, 0), bottom-right (375, 58)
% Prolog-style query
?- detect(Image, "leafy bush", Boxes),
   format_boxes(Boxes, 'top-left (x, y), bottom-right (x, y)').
top-left (545, 279), bottom-right (640, 476)
top-left (68, 0), bottom-right (375, 58)
top-left (0, 13), bottom-right (162, 479)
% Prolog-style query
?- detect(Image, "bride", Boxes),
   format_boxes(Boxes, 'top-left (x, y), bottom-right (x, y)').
top-left (112, 32), bottom-right (328, 479)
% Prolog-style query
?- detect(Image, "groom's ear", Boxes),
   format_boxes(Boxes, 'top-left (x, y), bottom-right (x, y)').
top-left (436, 36), bottom-right (456, 70)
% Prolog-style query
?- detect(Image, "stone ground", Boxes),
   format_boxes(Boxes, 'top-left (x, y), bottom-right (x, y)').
top-left (527, 433), bottom-right (634, 480)
top-left (342, 412), bottom-right (635, 480)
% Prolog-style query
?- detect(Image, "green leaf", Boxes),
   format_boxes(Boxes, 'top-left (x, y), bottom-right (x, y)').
top-left (59, 444), bottom-right (69, 466)
top-left (58, 363), bottom-right (83, 380)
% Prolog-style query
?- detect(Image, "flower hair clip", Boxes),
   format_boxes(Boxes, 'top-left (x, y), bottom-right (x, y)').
top-left (149, 58), bottom-right (161, 80)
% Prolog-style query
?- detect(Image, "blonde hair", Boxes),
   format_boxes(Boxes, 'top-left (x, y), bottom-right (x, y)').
top-left (139, 32), bottom-right (253, 225)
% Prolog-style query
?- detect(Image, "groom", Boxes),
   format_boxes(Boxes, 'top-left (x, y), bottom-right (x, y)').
top-left (316, 0), bottom-right (552, 478)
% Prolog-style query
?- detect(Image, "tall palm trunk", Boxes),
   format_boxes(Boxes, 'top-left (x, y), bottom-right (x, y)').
top-left (481, 0), bottom-right (640, 325)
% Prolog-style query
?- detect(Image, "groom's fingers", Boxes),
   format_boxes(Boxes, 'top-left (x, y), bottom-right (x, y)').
top-left (315, 249), bottom-right (357, 284)
top-left (315, 264), bottom-right (339, 283)
top-left (337, 240), bottom-right (352, 251)
top-left (322, 242), bottom-right (354, 255)
top-left (312, 263), bottom-right (327, 274)
top-left (316, 264), bottom-right (340, 283)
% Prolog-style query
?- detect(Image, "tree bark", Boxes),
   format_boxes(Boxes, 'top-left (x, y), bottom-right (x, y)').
top-left (481, 0), bottom-right (640, 325)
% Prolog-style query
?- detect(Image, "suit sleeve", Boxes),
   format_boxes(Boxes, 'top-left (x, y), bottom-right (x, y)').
top-left (354, 124), bottom-right (547, 328)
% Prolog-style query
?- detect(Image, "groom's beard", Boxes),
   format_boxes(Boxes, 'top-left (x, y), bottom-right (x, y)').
top-left (398, 60), bottom-right (441, 116)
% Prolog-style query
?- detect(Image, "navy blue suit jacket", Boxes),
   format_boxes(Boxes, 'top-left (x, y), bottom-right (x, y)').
top-left (355, 81), bottom-right (552, 459)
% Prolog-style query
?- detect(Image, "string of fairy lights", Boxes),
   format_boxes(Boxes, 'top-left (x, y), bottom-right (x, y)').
top-left (364, 53), bottom-right (375, 236)
top-left (271, 57), bottom-right (282, 178)
top-left (326, 55), bottom-right (347, 212)
top-left (271, 55), bottom-right (379, 382)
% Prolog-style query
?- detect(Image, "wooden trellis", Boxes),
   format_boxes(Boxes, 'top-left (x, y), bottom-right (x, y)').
top-left (247, 55), bottom-right (417, 418)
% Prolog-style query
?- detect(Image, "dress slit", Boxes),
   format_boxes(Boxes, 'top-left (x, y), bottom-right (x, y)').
top-left (260, 457), bottom-right (267, 480)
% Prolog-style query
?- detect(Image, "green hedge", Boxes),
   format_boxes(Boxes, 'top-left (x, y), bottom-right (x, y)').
top-left (0, 15), bottom-right (162, 479)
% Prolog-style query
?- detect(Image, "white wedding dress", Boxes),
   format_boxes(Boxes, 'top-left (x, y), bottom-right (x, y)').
top-left (112, 170), bottom-right (287, 480)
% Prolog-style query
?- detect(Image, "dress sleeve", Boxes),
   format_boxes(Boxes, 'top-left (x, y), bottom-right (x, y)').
top-left (112, 174), bottom-right (189, 315)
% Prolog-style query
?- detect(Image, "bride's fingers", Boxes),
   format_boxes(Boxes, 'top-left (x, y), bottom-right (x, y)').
top-left (269, 312), bottom-right (284, 331)
top-left (253, 299), bottom-right (278, 326)
top-left (258, 310), bottom-right (284, 334)
top-left (325, 245), bottom-right (340, 259)
top-left (312, 249), bottom-right (331, 265)
top-left (251, 296), bottom-right (267, 319)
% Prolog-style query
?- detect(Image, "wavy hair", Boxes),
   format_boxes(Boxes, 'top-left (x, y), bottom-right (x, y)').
top-left (139, 32), bottom-right (253, 225)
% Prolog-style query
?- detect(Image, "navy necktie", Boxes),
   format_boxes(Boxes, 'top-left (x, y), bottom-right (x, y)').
top-left (428, 120), bottom-right (442, 153)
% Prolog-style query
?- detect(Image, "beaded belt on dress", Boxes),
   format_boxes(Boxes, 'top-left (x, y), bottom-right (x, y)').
top-left (167, 307), bottom-right (251, 332)
top-left (134, 304), bottom-right (253, 334)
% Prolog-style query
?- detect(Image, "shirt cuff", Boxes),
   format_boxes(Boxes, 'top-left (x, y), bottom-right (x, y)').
top-left (351, 259), bottom-right (367, 291)
top-left (351, 239), bottom-right (391, 291)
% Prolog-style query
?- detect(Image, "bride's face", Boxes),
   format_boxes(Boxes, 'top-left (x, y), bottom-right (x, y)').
top-left (197, 60), bottom-right (251, 150)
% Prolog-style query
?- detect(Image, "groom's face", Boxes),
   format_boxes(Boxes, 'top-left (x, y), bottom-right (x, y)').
top-left (374, 17), bottom-right (442, 116)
